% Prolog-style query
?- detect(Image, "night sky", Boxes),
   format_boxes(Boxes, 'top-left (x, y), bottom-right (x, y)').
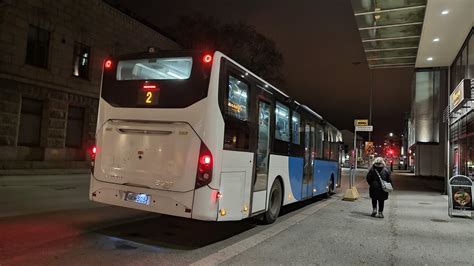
top-left (117, 0), bottom-right (413, 144)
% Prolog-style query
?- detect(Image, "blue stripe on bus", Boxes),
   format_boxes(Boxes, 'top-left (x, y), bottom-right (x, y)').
top-left (313, 160), bottom-right (338, 196)
top-left (288, 157), bottom-right (339, 199)
top-left (288, 156), bottom-right (303, 201)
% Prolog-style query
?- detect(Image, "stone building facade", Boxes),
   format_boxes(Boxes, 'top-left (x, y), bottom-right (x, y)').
top-left (0, 0), bottom-right (180, 169)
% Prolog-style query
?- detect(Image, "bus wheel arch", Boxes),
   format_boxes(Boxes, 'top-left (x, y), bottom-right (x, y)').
top-left (263, 176), bottom-right (284, 224)
top-left (325, 174), bottom-right (335, 198)
top-left (275, 176), bottom-right (284, 204)
top-left (329, 174), bottom-right (335, 193)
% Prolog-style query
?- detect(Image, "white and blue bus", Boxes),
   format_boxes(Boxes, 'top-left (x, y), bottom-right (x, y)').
top-left (89, 50), bottom-right (343, 223)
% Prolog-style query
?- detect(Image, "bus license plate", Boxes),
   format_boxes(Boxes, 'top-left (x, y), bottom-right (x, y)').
top-left (125, 192), bottom-right (150, 205)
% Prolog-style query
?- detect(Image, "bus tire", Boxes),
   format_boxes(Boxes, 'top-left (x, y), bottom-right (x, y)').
top-left (263, 179), bottom-right (283, 224)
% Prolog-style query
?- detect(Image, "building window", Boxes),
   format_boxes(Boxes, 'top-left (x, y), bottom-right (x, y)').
top-left (18, 98), bottom-right (43, 146)
top-left (275, 102), bottom-right (290, 142)
top-left (66, 106), bottom-right (85, 148)
top-left (25, 25), bottom-right (50, 68)
top-left (72, 43), bottom-right (90, 79)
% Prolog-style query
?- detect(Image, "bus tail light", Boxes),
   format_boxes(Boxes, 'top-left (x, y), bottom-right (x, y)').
top-left (104, 59), bottom-right (112, 69)
top-left (195, 142), bottom-right (213, 189)
top-left (203, 54), bottom-right (213, 64)
top-left (90, 145), bottom-right (97, 173)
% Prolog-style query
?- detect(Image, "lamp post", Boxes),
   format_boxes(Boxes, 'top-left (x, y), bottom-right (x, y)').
top-left (369, 69), bottom-right (373, 141)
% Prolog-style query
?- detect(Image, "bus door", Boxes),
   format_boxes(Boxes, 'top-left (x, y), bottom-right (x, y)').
top-left (302, 123), bottom-right (314, 198)
top-left (251, 94), bottom-right (272, 214)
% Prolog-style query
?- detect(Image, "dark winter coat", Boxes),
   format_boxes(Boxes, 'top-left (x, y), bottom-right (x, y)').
top-left (366, 166), bottom-right (392, 200)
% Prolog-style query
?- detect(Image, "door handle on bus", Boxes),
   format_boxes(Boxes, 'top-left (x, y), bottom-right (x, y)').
top-left (118, 128), bottom-right (173, 135)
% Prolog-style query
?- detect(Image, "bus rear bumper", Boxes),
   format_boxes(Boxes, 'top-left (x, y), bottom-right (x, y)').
top-left (90, 177), bottom-right (197, 219)
top-left (90, 177), bottom-right (219, 221)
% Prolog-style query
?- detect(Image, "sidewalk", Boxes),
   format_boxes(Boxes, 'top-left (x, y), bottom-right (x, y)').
top-left (226, 172), bottom-right (474, 265)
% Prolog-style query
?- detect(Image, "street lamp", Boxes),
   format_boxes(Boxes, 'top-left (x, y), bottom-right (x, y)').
top-left (389, 132), bottom-right (393, 137)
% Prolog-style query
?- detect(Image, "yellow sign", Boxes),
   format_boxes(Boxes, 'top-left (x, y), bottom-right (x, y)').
top-left (449, 79), bottom-right (471, 112)
top-left (450, 86), bottom-right (463, 110)
top-left (365, 141), bottom-right (374, 155)
top-left (354, 119), bottom-right (368, 126)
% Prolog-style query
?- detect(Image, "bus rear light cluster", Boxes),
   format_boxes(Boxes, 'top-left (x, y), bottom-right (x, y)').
top-left (195, 142), bottom-right (213, 189)
top-left (203, 54), bottom-right (213, 64)
top-left (104, 59), bottom-right (112, 69)
top-left (90, 145), bottom-right (97, 173)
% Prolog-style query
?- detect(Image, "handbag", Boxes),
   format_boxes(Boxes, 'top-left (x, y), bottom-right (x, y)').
top-left (375, 169), bottom-right (393, 193)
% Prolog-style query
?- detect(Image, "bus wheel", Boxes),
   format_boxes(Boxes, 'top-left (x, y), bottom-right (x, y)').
top-left (263, 179), bottom-right (282, 224)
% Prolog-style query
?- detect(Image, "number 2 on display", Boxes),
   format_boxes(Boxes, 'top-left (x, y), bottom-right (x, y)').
top-left (146, 91), bottom-right (152, 104)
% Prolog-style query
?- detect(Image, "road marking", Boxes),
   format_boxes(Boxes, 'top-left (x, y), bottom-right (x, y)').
top-left (191, 196), bottom-right (340, 266)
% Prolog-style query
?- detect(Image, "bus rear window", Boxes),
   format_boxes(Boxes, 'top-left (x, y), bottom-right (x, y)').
top-left (116, 57), bottom-right (193, 80)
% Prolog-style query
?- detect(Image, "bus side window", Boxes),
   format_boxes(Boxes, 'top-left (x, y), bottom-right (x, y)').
top-left (323, 126), bottom-right (331, 159)
top-left (315, 123), bottom-right (324, 159)
top-left (291, 112), bottom-right (300, 145)
top-left (224, 74), bottom-right (250, 150)
top-left (275, 102), bottom-right (290, 142)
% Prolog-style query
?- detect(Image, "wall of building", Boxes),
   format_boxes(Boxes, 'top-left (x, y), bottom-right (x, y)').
top-left (409, 68), bottom-right (448, 177)
top-left (415, 143), bottom-right (444, 177)
top-left (0, 0), bottom-right (180, 169)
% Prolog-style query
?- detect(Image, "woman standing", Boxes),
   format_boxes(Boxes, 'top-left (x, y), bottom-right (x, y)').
top-left (366, 157), bottom-right (392, 218)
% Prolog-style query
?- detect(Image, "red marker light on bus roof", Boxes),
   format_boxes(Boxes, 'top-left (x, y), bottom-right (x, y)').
top-left (143, 84), bottom-right (156, 89)
top-left (104, 59), bottom-right (112, 69)
top-left (92, 146), bottom-right (97, 154)
top-left (203, 54), bottom-right (212, 63)
top-left (143, 84), bottom-right (158, 91)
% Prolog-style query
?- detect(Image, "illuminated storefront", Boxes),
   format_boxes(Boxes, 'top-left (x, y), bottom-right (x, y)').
top-left (449, 29), bottom-right (474, 178)
top-left (449, 79), bottom-right (473, 178)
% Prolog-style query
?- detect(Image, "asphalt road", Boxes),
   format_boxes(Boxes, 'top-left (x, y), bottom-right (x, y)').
top-left (2, 170), bottom-right (473, 265)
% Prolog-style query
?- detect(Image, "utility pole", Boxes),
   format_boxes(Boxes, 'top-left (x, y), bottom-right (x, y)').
top-left (369, 69), bottom-right (373, 142)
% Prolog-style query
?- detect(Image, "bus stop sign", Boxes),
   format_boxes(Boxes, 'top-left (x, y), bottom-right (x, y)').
top-left (354, 119), bottom-right (368, 126)
top-left (448, 175), bottom-right (473, 218)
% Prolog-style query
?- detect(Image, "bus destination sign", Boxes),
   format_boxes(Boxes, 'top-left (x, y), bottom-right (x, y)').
top-left (138, 84), bottom-right (159, 105)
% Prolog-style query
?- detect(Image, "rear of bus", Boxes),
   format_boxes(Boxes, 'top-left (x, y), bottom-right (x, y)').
top-left (89, 50), bottom-right (222, 221)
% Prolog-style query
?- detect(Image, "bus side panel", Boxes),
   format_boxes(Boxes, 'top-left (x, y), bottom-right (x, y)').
top-left (288, 156), bottom-right (304, 201)
top-left (313, 160), bottom-right (338, 196)
top-left (217, 171), bottom-right (246, 221)
top-left (268, 155), bottom-right (298, 208)
top-left (219, 150), bottom-right (254, 220)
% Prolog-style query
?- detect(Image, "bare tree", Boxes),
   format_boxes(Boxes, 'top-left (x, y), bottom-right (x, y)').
top-left (165, 14), bottom-right (285, 87)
